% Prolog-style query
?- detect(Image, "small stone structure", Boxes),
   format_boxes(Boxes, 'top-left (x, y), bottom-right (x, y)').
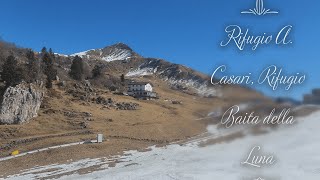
top-left (303, 89), bottom-right (320, 105)
top-left (97, 134), bottom-right (103, 143)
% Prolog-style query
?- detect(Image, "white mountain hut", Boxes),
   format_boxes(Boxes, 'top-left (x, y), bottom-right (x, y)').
top-left (127, 82), bottom-right (157, 99)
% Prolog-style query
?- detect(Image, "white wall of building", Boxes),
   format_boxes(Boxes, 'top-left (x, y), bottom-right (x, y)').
top-left (128, 83), bottom-right (153, 92)
top-left (144, 84), bottom-right (153, 92)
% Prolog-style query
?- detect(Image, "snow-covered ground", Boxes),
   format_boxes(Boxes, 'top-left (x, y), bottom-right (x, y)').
top-left (6, 110), bottom-right (320, 180)
top-left (165, 78), bottom-right (220, 97)
top-left (70, 48), bottom-right (132, 62)
top-left (126, 68), bottom-right (156, 77)
top-left (70, 49), bottom-right (95, 57)
top-left (0, 141), bottom-right (97, 162)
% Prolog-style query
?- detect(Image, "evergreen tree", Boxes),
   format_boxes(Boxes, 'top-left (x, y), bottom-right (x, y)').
top-left (41, 47), bottom-right (47, 55)
top-left (1, 55), bottom-right (23, 87)
top-left (92, 64), bottom-right (102, 78)
top-left (42, 51), bottom-right (57, 88)
top-left (49, 48), bottom-right (55, 59)
top-left (26, 49), bottom-right (40, 83)
top-left (120, 74), bottom-right (125, 83)
top-left (26, 49), bottom-right (35, 60)
top-left (49, 48), bottom-right (53, 55)
top-left (70, 55), bottom-right (84, 80)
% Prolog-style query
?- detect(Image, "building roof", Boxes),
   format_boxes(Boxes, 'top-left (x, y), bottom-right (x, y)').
top-left (128, 82), bottom-right (151, 85)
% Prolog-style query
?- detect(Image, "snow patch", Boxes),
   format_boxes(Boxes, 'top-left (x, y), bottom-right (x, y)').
top-left (10, 111), bottom-right (320, 180)
top-left (101, 48), bottom-right (132, 62)
top-left (166, 78), bottom-right (220, 97)
top-left (70, 48), bottom-right (132, 62)
top-left (70, 49), bottom-right (95, 57)
top-left (54, 53), bottom-right (67, 57)
top-left (126, 67), bottom-right (157, 77)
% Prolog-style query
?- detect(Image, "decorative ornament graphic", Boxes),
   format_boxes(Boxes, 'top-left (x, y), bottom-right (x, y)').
top-left (241, 0), bottom-right (278, 15)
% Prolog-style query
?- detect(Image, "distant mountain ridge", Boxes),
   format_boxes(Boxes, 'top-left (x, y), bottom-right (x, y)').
top-left (67, 43), bottom-right (220, 97)
top-left (0, 41), bottom-right (251, 98)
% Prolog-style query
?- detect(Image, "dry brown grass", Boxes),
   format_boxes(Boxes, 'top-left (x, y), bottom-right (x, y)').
top-left (0, 78), bottom-right (268, 177)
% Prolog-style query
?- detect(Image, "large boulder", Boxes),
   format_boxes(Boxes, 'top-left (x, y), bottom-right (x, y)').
top-left (0, 83), bottom-right (45, 124)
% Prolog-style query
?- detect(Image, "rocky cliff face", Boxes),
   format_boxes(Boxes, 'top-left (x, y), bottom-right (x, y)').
top-left (0, 83), bottom-right (45, 124)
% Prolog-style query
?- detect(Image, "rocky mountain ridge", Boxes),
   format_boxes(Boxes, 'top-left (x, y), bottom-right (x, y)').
top-left (66, 43), bottom-right (220, 97)
top-left (70, 43), bottom-right (139, 62)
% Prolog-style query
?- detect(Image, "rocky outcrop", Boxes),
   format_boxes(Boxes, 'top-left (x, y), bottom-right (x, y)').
top-left (94, 96), bottom-right (139, 110)
top-left (0, 83), bottom-right (45, 124)
top-left (67, 81), bottom-right (95, 102)
top-left (115, 102), bottom-right (139, 110)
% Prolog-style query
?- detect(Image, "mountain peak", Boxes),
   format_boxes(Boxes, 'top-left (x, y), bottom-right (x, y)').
top-left (71, 43), bottom-right (137, 62)
top-left (106, 42), bottom-right (133, 51)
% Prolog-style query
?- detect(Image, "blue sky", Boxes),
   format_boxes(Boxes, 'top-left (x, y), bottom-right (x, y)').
top-left (0, 0), bottom-right (319, 100)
